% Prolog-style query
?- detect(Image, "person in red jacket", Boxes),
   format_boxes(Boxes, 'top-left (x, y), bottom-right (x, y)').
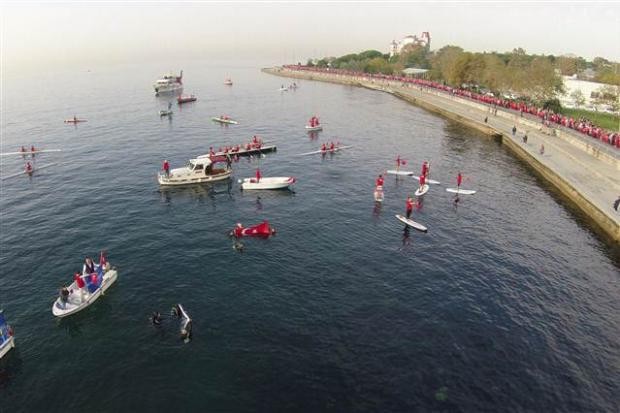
top-left (457, 172), bottom-right (463, 188)
top-left (419, 174), bottom-right (426, 188)
top-left (255, 168), bottom-right (261, 183)
top-left (163, 160), bottom-right (170, 177)
top-left (376, 174), bottom-right (384, 187)
top-left (74, 272), bottom-right (86, 302)
top-left (406, 196), bottom-right (415, 218)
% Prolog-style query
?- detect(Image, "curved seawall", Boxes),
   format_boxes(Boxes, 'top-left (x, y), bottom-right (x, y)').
top-left (264, 67), bottom-right (620, 243)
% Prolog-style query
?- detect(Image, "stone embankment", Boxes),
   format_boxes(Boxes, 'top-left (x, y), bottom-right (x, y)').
top-left (263, 67), bottom-right (620, 243)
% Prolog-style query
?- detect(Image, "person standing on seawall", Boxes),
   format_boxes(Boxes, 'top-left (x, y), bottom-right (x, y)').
top-left (614, 196), bottom-right (620, 212)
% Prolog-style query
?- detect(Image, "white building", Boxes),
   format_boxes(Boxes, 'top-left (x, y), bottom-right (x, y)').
top-left (389, 32), bottom-right (431, 57)
top-left (560, 75), bottom-right (618, 112)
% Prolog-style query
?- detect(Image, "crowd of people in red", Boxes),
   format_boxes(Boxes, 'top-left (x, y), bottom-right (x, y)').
top-left (284, 65), bottom-right (619, 149)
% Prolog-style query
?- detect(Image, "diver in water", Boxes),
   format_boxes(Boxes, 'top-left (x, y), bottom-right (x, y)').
top-left (233, 240), bottom-right (245, 252)
top-left (151, 312), bottom-right (162, 326)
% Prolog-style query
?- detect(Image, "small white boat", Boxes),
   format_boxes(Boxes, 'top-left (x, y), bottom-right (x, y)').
top-left (159, 110), bottom-right (173, 117)
top-left (211, 117), bottom-right (238, 125)
top-left (52, 265), bottom-right (118, 318)
top-left (305, 125), bottom-right (323, 132)
top-left (374, 185), bottom-right (384, 202)
top-left (413, 175), bottom-right (441, 185)
top-left (224, 79), bottom-right (233, 85)
top-left (279, 87), bottom-right (289, 92)
top-left (0, 310), bottom-right (15, 359)
top-left (158, 156), bottom-right (232, 186)
top-left (414, 184), bottom-right (430, 197)
top-left (446, 188), bottom-right (476, 195)
top-left (386, 170), bottom-right (413, 176)
top-left (240, 176), bottom-right (296, 190)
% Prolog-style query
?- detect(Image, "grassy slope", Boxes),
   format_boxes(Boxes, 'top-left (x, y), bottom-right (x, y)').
top-left (559, 108), bottom-right (620, 131)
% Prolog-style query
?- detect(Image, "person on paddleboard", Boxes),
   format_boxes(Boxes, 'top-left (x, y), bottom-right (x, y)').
top-left (421, 161), bottom-right (429, 179)
top-left (20, 146), bottom-right (27, 154)
top-left (255, 168), bottom-right (261, 183)
top-left (321, 143), bottom-right (327, 152)
top-left (330, 142), bottom-right (335, 151)
top-left (406, 196), bottom-right (415, 218)
top-left (457, 172), bottom-right (463, 188)
top-left (419, 174), bottom-right (426, 189)
top-left (376, 174), bottom-right (384, 187)
top-left (25, 162), bottom-right (33, 174)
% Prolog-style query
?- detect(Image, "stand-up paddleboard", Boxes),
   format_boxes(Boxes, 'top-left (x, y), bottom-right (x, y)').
top-left (374, 185), bottom-right (384, 202)
top-left (395, 214), bottom-right (428, 233)
top-left (64, 119), bottom-right (87, 124)
top-left (211, 117), bottom-right (238, 125)
top-left (305, 125), bottom-right (323, 132)
top-left (0, 149), bottom-right (62, 157)
top-left (297, 145), bottom-right (352, 156)
top-left (414, 184), bottom-right (430, 197)
top-left (412, 175), bottom-right (440, 185)
top-left (386, 170), bottom-right (413, 176)
top-left (446, 188), bottom-right (476, 195)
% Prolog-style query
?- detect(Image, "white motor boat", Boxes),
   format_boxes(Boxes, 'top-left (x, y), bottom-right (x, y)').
top-left (240, 176), bottom-right (296, 190)
top-left (158, 156), bottom-right (232, 186)
top-left (52, 265), bottom-right (118, 318)
top-left (153, 70), bottom-right (183, 95)
top-left (224, 79), bottom-right (233, 85)
top-left (0, 310), bottom-right (15, 359)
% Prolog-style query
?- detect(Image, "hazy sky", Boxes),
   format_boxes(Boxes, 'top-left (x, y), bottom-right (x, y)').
top-left (2, 1), bottom-right (619, 75)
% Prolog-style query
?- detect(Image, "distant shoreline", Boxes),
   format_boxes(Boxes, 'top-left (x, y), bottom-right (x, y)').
top-left (263, 66), bottom-right (620, 244)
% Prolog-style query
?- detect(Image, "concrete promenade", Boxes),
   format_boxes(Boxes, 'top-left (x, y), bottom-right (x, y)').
top-left (263, 67), bottom-right (620, 243)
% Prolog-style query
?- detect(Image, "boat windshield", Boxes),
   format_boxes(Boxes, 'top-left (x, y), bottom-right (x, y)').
top-left (187, 162), bottom-right (195, 170)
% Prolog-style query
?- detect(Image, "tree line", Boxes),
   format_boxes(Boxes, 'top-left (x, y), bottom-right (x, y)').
top-left (308, 45), bottom-right (619, 111)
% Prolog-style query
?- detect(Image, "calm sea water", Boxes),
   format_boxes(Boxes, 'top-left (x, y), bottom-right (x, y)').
top-left (1, 60), bottom-right (618, 412)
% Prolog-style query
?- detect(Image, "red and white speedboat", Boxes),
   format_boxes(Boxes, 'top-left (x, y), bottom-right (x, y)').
top-left (230, 221), bottom-right (276, 238)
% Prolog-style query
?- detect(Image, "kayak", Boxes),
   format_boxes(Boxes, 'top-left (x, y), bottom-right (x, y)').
top-left (413, 175), bottom-right (441, 185)
top-left (297, 145), bottom-right (352, 156)
top-left (414, 184), bottom-right (430, 197)
top-left (52, 266), bottom-right (118, 318)
top-left (395, 214), bottom-right (428, 233)
top-left (212, 117), bottom-right (238, 125)
top-left (64, 119), bottom-right (87, 123)
top-left (386, 170), bottom-right (413, 176)
top-left (305, 125), bottom-right (323, 131)
top-left (230, 221), bottom-right (276, 238)
top-left (0, 149), bottom-right (62, 157)
top-left (374, 185), bottom-right (384, 202)
top-left (446, 188), bottom-right (476, 195)
top-left (240, 176), bottom-right (296, 190)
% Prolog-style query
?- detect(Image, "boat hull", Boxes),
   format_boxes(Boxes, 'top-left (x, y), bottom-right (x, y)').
top-left (201, 145), bottom-right (277, 158)
top-left (154, 85), bottom-right (183, 95)
top-left (240, 177), bottom-right (295, 190)
top-left (0, 336), bottom-right (15, 359)
top-left (52, 269), bottom-right (118, 318)
top-left (158, 169), bottom-right (232, 186)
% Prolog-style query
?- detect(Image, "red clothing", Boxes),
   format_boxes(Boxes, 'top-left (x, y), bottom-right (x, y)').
top-left (457, 173), bottom-right (463, 187)
top-left (74, 273), bottom-right (85, 288)
top-left (255, 169), bottom-right (261, 181)
top-left (376, 177), bottom-right (384, 187)
top-left (163, 161), bottom-right (169, 172)
top-left (233, 226), bottom-right (244, 237)
top-left (421, 163), bottom-right (428, 176)
top-left (419, 175), bottom-right (426, 186)
top-left (406, 198), bottom-right (414, 211)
